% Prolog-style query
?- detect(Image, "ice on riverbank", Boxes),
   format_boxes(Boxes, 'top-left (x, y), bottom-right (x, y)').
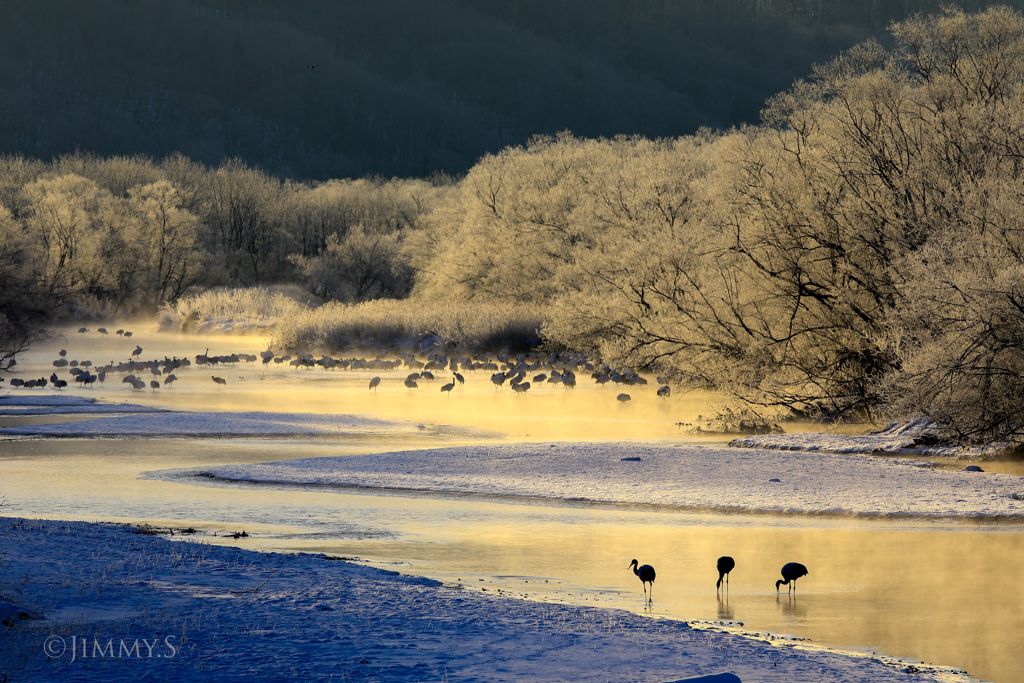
top-left (0, 518), bottom-right (972, 682)
top-left (730, 418), bottom-right (1009, 459)
top-left (0, 396), bottom-right (99, 406)
top-left (201, 441), bottom-right (1024, 519)
top-left (0, 411), bottom-right (440, 437)
top-left (0, 404), bottom-right (166, 419)
top-left (0, 394), bottom-right (166, 416)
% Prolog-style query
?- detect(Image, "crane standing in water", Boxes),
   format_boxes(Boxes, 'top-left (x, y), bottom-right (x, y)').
top-left (717, 556), bottom-right (735, 592)
top-left (628, 559), bottom-right (656, 603)
top-left (776, 562), bottom-right (808, 593)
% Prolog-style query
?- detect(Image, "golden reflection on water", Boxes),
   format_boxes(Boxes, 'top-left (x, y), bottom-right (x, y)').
top-left (5, 328), bottom-right (727, 442)
top-left (4, 329), bottom-right (1024, 682)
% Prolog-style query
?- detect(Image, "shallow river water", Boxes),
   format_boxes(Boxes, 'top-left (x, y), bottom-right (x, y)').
top-left (2, 328), bottom-right (1023, 682)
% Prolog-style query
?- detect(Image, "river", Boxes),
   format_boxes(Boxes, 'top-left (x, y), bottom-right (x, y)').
top-left (1, 327), bottom-right (1021, 682)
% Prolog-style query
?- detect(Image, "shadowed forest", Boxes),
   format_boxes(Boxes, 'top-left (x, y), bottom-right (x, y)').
top-left (6, 0), bottom-right (1024, 178)
top-left (5, 4), bottom-right (1024, 445)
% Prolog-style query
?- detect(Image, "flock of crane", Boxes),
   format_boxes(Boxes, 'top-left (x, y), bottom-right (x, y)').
top-left (628, 557), bottom-right (808, 604)
top-left (4, 333), bottom-right (674, 402)
top-left (366, 347), bottom-right (666, 401)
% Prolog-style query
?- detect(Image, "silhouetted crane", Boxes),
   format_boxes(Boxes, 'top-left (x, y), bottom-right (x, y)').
top-left (441, 380), bottom-right (455, 396)
top-left (717, 556), bottom-right (735, 591)
top-left (776, 562), bottom-right (808, 593)
top-left (628, 559), bottom-right (656, 603)
top-left (212, 376), bottom-right (227, 385)
top-left (404, 378), bottom-right (418, 393)
top-left (369, 377), bottom-right (381, 391)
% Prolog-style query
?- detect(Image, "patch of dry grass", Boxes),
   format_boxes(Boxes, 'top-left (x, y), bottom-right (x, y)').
top-left (156, 286), bottom-right (307, 332)
top-left (273, 298), bottom-right (548, 352)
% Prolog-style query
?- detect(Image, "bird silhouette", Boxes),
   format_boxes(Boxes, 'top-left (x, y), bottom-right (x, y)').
top-left (717, 556), bottom-right (735, 591)
top-left (404, 378), bottom-right (418, 393)
top-left (440, 380), bottom-right (455, 396)
top-left (628, 559), bottom-right (656, 603)
top-left (212, 376), bottom-right (227, 386)
top-left (776, 562), bottom-right (808, 593)
top-left (369, 377), bottom-right (381, 392)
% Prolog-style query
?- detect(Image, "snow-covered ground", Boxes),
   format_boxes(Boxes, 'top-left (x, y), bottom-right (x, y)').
top-left (729, 419), bottom-right (1005, 459)
top-left (0, 518), bottom-right (970, 682)
top-left (200, 441), bottom-right (1024, 519)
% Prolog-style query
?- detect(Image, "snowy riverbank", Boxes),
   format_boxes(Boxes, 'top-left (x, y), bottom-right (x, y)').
top-left (197, 441), bottom-right (1024, 520)
top-left (0, 518), bottom-right (972, 682)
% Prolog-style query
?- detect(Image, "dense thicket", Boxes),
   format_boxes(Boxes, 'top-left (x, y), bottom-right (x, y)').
top-left (5, 0), bottom-right (1009, 178)
top-left (0, 153), bottom-right (447, 333)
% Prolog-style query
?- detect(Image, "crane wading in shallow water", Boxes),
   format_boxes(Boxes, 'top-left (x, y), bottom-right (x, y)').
top-left (717, 556), bottom-right (735, 591)
top-left (628, 559), bottom-right (656, 603)
top-left (776, 562), bottom-right (808, 593)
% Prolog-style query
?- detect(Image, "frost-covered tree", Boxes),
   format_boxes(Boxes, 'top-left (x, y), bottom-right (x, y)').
top-left (870, 7), bottom-right (1024, 442)
top-left (205, 159), bottom-right (288, 285)
top-left (19, 174), bottom-right (107, 300)
top-left (290, 226), bottom-right (414, 303)
top-left (129, 180), bottom-right (205, 307)
top-left (0, 204), bottom-right (59, 372)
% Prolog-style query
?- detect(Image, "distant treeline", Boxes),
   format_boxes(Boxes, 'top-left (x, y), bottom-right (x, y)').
top-left (6, 7), bottom-right (1024, 445)
top-left (5, 0), bottom-right (1019, 179)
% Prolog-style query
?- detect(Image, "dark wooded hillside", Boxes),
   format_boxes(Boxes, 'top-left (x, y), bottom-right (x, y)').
top-left (6, 0), bottom-right (1015, 178)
